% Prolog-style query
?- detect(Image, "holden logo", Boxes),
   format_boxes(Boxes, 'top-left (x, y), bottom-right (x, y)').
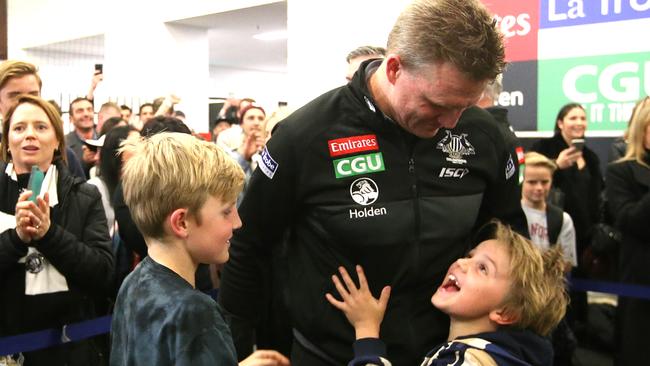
top-left (350, 177), bottom-right (379, 206)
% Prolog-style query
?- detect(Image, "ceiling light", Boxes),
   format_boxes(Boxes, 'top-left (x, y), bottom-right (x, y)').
top-left (253, 30), bottom-right (288, 41)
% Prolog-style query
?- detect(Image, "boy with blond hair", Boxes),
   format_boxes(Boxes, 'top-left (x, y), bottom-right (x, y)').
top-left (110, 133), bottom-right (289, 366)
top-left (521, 151), bottom-right (577, 268)
top-left (327, 221), bottom-right (567, 366)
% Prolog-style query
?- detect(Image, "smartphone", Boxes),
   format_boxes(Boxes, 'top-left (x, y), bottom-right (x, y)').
top-left (27, 166), bottom-right (45, 203)
top-left (571, 138), bottom-right (585, 151)
top-left (94, 63), bottom-right (103, 74)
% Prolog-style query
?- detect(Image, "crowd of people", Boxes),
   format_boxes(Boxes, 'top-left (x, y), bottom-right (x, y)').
top-left (0, 0), bottom-right (649, 365)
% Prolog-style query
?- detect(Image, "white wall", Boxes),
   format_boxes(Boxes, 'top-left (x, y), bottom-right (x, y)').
top-left (286, 0), bottom-right (410, 107)
top-left (209, 65), bottom-right (288, 111)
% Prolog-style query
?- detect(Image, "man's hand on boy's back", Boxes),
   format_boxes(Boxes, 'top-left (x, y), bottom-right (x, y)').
top-left (326, 265), bottom-right (391, 340)
top-left (239, 350), bottom-right (290, 366)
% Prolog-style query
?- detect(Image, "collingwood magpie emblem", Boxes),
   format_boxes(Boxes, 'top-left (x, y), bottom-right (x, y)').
top-left (436, 130), bottom-right (475, 164)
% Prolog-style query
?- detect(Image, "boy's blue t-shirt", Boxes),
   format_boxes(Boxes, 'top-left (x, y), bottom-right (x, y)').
top-left (110, 256), bottom-right (237, 366)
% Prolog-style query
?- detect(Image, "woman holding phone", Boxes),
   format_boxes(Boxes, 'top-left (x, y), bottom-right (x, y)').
top-left (0, 95), bottom-right (113, 365)
top-left (530, 102), bottom-right (604, 363)
top-left (532, 103), bottom-right (603, 257)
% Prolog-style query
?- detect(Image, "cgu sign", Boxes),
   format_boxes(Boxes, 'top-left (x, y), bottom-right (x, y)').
top-left (563, 61), bottom-right (650, 103)
top-left (333, 152), bottom-right (385, 178)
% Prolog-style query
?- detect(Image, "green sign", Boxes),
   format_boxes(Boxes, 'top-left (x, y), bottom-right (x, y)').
top-left (538, 51), bottom-right (650, 132)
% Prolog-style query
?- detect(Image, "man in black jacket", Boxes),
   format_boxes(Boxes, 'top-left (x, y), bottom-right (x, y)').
top-left (219, 1), bottom-right (526, 365)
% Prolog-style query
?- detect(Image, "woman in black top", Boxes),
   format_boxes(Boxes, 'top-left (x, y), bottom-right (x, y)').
top-left (531, 103), bottom-right (603, 263)
top-left (606, 96), bottom-right (650, 365)
top-left (0, 95), bottom-right (113, 365)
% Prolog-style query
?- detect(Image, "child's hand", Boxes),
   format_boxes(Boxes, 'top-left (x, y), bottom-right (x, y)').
top-left (239, 350), bottom-right (290, 366)
top-left (325, 265), bottom-right (391, 340)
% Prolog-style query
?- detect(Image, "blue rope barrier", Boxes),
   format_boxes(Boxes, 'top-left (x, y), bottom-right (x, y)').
top-left (570, 278), bottom-right (650, 300)
top-left (0, 315), bottom-right (111, 356)
top-left (2, 280), bottom-right (650, 356)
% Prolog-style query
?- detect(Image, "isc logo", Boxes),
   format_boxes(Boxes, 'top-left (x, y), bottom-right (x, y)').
top-left (439, 167), bottom-right (469, 179)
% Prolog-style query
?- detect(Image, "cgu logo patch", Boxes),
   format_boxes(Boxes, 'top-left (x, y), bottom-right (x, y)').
top-left (328, 134), bottom-right (378, 157)
top-left (436, 130), bottom-right (475, 164)
top-left (333, 152), bottom-right (385, 178)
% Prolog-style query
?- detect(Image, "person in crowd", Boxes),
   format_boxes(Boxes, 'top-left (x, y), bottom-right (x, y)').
top-left (99, 116), bottom-right (127, 137)
top-left (66, 97), bottom-right (97, 178)
top-left (521, 152), bottom-right (577, 269)
top-left (530, 103), bottom-right (602, 255)
top-left (212, 117), bottom-right (232, 143)
top-left (88, 125), bottom-right (138, 292)
top-left (88, 125), bottom-right (138, 237)
top-left (0, 61), bottom-right (40, 118)
top-left (153, 94), bottom-right (180, 117)
top-left (137, 102), bottom-right (155, 128)
top-left (110, 132), bottom-right (289, 366)
top-left (218, 1), bottom-right (527, 365)
top-left (217, 97), bottom-right (256, 124)
top-left (520, 151), bottom-right (578, 365)
top-left (222, 104), bottom-right (267, 203)
top-left (605, 95), bottom-right (650, 365)
top-left (530, 102), bottom-right (603, 350)
top-left (264, 103), bottom-right (293, 141)
top-left (345, 45), bottom-right (386, 82)
top-left (0, 60), bottom-right (86, 180)
top-left (608, 97), bottom-right (650, 163)
top-left (327, 220), bottom-right (566, 366)
top-left (120, 105), bottom-right (132, 123)
top-left (476, 74), bottom-right (525, 184)
top-left (97, 101), bottom-right (121, 133)
top-left (217, 98), bottom-right (257, 148)
top-left (173, 110), bottom-right (185, 121)
top-left (0, 95), bottom-right (113, 365)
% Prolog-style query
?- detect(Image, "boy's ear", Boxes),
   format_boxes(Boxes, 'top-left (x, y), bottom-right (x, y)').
top-left (489, 308), bottom-right (519, 326)
top-left (168, 208), bottom-right (190, 238)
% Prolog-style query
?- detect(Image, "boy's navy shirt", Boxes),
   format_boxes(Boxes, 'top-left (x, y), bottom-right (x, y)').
top-left (349, 328), bottom-right (553, 366)
top-left (110, 256), bottom-right (238, 366)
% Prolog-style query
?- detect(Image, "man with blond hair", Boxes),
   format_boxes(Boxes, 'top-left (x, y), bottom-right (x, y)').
top-left (220, 1), bottom-right (526, 365)
top-left (0, 60), bottom-right (85, 178)
top-left (0, 60), bottom-right (41, 119)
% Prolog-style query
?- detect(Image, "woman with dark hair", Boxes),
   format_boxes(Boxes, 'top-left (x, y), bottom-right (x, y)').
top-left (88, 125), bottom-right (138, 237)
top-left (532, 103), bottom-right (603, 260)
top-left (531, 103), bottom-right (604, 365)
top-left (98, 116), bottom-right (127, 137)
top-left (606, 96), bottom-right (650, 365)
top-left (0, 95), bottom-right (113, 365)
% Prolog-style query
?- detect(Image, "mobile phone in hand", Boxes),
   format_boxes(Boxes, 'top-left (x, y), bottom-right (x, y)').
top-left (27, 166), bottom-right (44, 203)
top-left (94, 63), bottom-right (103, 74)
top-left (571, 138), bottom-right (585, 151)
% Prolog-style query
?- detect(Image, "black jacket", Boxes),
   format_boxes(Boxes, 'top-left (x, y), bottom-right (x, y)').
top-left (0, 160), bottom-right (113, 365)
top-left (219, 62), bottom-right (527, 366)
top-left (606, 156), bottom-right (650, 365)
top-left (531, 134), bottom-right (603, 252)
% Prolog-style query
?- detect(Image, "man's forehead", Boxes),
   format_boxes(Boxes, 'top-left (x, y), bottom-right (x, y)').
top-left (72, 100), bottom-right (93, 109)
top-left (1, 74), bottom-right (40, 93)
